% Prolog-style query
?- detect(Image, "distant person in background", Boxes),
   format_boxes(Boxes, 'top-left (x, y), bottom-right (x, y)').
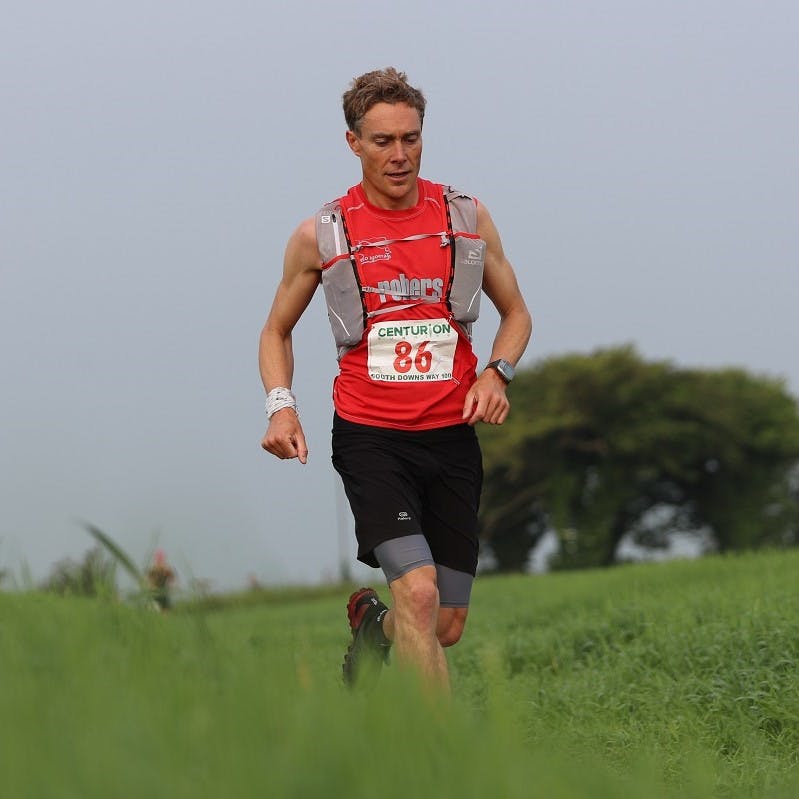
top-left (146, 549), bottom-right (175, 611)
top-left (259, 67), bottom-right (531, 692)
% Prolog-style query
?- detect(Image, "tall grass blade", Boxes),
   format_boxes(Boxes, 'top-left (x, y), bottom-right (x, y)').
top-left (82, 522), bottom-right (144, 586)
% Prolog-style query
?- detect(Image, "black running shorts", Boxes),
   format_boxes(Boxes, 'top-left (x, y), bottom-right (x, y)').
top-left (331, 413), bottom-right (482, 576)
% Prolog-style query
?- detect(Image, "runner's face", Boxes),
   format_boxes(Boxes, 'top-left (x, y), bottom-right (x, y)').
top-left (346, 102), bottom-right (422, 210)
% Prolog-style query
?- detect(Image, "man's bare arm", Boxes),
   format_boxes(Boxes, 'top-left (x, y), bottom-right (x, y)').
top-left (462, 201), bottom-right (533, 426)
top-left (259, 217), bottom-right (322, 463)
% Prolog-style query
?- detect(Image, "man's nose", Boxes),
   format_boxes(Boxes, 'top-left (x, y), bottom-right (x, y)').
top-left (389, 140), bottom-right (406, 161)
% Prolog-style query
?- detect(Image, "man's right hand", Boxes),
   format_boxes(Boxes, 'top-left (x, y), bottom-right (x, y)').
top-left (261, 408), bottom-right (309, 464)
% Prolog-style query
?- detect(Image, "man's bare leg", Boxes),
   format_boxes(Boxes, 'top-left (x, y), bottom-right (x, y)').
top-left (381, 565), bottom-right (450, 691)
top-left (343, 569), bottom-right (470, 691)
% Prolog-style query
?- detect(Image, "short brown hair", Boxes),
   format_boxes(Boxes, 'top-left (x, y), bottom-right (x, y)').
top-left (342, 67), bottom-right (426, 134)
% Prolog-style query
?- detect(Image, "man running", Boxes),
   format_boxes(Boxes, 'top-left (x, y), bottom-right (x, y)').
top-left (260, 67), bottom-right (531, 692)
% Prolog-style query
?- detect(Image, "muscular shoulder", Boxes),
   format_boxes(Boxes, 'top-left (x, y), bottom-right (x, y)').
top-left (285, 216), bottom-right (321, 274)
top-left (475, 199), bottom-right (502, 247)
top-left (290, 216), bottom-right (318, 252)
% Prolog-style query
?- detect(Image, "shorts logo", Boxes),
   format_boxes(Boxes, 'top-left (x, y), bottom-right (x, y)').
top-left (397, 511), bottom-right (411, 522)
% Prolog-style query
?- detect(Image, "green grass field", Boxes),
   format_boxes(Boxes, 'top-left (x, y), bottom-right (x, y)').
top-left (2, 549), bottom-right (798, 798)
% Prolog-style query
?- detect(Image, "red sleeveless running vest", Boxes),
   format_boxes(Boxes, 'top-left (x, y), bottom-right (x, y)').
top-left (322, 179), bottom-right (481, 430)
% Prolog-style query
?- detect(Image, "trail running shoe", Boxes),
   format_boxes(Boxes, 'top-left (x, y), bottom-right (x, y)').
top-left (342, 587), bottom-right (391, 688)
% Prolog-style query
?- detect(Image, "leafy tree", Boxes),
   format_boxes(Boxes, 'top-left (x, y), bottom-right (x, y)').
top-left (479, 346), bottom-right (799, 571)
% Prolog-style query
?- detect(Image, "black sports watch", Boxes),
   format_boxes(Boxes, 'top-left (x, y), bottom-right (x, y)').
top-left (485, 358), bottom-right (515, 384)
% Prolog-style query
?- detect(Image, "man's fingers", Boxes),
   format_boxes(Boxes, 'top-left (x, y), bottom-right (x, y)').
top-left (463, 394), bottom-right (482, 426)
top-left (463, 390), bottom-right (509, 426)
top-left (261, 427), bottom-right (309, 463)
top-left (462, 391), bottom-right (477, 421)
top-left (295, 432), bottom-right (309, 464)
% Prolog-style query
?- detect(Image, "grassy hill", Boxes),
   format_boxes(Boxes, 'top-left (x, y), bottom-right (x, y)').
top-left (1, 549), bottom-right (797, 797)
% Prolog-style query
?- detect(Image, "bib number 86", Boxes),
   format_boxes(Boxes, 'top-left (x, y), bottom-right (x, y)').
top-left (367, 318), bottom-right (456, 382)
top-left (393, 340), bottom-right (432, 374)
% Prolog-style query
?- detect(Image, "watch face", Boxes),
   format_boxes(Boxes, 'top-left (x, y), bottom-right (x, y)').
top-left (499, 360), bottom-right (514, 381)
top-left (490, 359), bottom-right (514, 382)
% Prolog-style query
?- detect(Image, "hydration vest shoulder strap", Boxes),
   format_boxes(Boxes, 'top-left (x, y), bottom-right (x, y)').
top-left (316, 201), bottom-right (354, 268)
top-left (317, 200), bottom-right (368, 357)
top-left (442, 187), bottom-right (484, 334)
top-left (443, 187), bottom-right (479, 235)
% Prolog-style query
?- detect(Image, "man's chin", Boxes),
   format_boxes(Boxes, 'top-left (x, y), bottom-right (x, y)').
top-left (384, 177), bottom-right (417, 196)
top-left (363, 175), bottom-right (419, 207)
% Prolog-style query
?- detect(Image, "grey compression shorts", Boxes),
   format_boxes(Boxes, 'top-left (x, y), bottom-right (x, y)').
top-left (374, 534), bottom-right (474, 608)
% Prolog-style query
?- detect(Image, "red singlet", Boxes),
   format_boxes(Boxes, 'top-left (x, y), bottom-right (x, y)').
top-left (328, 179), bottom-right (478, 431)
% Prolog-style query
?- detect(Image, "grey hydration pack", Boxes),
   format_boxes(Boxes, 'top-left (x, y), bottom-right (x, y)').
top-left (316, 186), bottom-right (486, 360)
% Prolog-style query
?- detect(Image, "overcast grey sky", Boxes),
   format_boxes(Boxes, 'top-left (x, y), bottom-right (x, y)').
top-left (2, 1), bottom-right (797, 591)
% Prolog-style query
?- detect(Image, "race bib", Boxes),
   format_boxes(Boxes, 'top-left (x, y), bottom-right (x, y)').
top-left (367, 318), bottom-right (457, 382)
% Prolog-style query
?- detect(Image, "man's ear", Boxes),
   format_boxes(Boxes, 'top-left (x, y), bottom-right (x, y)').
top-left (345, 129), bottom-right (361, 157)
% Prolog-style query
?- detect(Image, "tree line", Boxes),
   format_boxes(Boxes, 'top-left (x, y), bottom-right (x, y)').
top-left (478, 346), bottom-right (799, 571)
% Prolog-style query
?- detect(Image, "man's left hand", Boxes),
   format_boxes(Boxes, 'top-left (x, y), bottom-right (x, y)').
top-left (462, 369), bottom-right (510, 426)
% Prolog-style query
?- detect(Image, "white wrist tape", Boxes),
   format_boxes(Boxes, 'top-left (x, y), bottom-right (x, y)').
top-left (265, 387), bottom-right (298, 419)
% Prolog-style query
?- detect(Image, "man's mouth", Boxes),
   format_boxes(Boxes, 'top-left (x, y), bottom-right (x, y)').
top-left (386, 170), bottom-right (410, 181)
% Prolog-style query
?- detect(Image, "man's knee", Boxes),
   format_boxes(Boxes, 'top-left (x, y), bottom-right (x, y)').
top-left (390, 565), bottom-right (439, 626)
top-left (437, 607), bottom-right (468, 647)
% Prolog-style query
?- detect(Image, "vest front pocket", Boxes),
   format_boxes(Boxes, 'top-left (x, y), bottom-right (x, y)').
top-left (449, 235), bottom-right (485, 324)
